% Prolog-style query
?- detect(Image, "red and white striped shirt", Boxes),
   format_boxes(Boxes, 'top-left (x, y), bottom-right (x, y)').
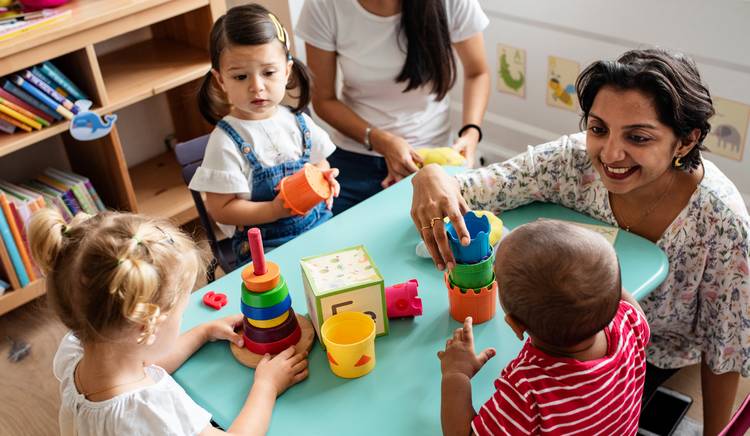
top-left (472, 301), bottom-right (650, 436)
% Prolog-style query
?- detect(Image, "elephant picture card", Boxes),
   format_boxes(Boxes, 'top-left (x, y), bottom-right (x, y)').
top-left (704, 96), bottom-right (749, 162)
top-left (546, 56), bottom-right (579, 112)
top-left (497, 44), bottom-right (526, 98)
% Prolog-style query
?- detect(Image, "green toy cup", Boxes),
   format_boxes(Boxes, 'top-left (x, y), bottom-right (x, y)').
top-left (448, 249), bottom-right (495, 290)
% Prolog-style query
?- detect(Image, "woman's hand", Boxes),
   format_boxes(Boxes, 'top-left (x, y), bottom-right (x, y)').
top-left (451, 132), bottom-right (479, 169)
top-left (410, 164), bottom-right (471, 270)
top-left (203, 314), bottom-right (244, 347)
top-left (323, 168), bottom-right (340, 210)
top-left (372, 129), bottom-right (423, 188)
top-left (254, 346), bottom-right (309, 396)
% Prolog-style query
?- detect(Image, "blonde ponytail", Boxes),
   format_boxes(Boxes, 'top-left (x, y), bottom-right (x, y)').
top-left (28, 208), bottom-right (67, 274)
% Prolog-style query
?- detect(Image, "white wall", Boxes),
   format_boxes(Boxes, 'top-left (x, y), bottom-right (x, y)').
top-left (463, 0), bottom-right (750, 206)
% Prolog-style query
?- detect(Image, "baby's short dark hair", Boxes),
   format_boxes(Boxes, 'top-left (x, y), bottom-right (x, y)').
top-left (495, 220), bottom-right (621, 348)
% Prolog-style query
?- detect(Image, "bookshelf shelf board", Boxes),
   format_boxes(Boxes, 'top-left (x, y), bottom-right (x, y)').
top-left (99, 39), bottom-right (210, 113)
top-left (0, 279), bottom-right (45, 316)
top-left (130, 151), bottom-right (197, 225)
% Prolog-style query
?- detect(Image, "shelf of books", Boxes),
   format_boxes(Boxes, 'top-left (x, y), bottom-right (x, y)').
top-left (0, 0), bottom-right (225, 315)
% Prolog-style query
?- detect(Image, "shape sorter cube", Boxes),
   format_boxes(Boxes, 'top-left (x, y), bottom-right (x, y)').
top-left (300, 245), bottom-right (389, 344)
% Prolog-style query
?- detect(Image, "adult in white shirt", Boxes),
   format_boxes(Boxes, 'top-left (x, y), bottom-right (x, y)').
top-left (296, 0), bottom-right (490, 214)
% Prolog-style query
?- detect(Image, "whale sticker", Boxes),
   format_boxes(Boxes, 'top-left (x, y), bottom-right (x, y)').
top-left (69, 100), bottom-right (117, 141)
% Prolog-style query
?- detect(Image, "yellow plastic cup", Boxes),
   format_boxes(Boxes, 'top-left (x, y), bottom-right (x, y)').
top-left (321, 311), bottom-right (376, 379)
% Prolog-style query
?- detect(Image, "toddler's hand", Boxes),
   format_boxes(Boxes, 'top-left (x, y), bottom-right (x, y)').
top-left (272, 192), bottom-right (293, 220)
top-left (323, 168), bottom-right (340, 210)
top-left (451, 135), bottom-right (478, 169)
top-left (204, 314), bottom-right (244, 347)
top-left (255, 346), bottom-right (309, 396)
top-left (437, 317), bottom-right (495, 379)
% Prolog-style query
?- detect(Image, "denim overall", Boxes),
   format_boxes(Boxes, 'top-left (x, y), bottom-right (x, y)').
top-left (218, 113), bottom-right (332, 264)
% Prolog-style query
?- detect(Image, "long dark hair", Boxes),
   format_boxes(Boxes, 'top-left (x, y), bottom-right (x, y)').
top-left (576, 48), bottom-right (714, 171)
top-left (198, 4), bottom-right (312, 124)
top-left (396, 0), bottom-right (456, 100)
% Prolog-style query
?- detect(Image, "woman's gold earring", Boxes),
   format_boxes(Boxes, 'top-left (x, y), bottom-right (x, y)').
top-left (673, 156), bottom-right (683, 168)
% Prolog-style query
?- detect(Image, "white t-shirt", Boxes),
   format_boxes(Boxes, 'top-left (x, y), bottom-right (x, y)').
top-left (53, 332), bottom-right (212, 436)
top-left (189, 106), bottom-right (336, 235)
top-left (296, 0), bottom-right (488, 156)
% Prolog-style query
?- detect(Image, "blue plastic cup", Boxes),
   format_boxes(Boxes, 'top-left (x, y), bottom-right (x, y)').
top-left (445, 211), bottom-right (491, 264)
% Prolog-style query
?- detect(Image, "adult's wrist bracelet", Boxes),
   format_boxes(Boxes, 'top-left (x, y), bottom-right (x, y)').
top-left (458, 124), bottom-right (483, 143)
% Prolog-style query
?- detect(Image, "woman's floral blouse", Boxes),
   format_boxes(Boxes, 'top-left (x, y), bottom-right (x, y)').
top-left (456, 132), bottom-right (750, 375)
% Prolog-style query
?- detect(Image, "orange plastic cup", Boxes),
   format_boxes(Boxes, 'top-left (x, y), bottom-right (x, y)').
top-left (278, 164), bottom-right (331, 216)
top-left (444, 272), bottom-right (497, 324)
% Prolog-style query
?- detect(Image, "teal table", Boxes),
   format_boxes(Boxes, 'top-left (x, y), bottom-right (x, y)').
top-left (174, 176), bottom-right (668, 435)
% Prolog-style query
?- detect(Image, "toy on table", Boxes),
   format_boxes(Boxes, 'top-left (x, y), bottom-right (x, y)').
top-left (415, 147), bottom-right (466, 168)
top-left (321, 311), bottom-right (377, 378)
top-left (277, 163), bottom-right (331, 216)
top-left (202, 291), bottom-right (227, 310)
top-left (301, 245), bottom-right (389, 344)
top-left (444, 211), bottom-right (499, 324)
top-left (230, 228), bottom-right (315, 368)
top-left (416, 210), bottom-right (505, 259)
top-left (385, 279), bottom-right (423, 318)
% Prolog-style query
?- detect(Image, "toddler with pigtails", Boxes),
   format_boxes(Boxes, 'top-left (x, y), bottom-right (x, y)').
top-left (29, 208), bottom-right (308, 435)
top-left (190, 4), bottom-right (340, 263)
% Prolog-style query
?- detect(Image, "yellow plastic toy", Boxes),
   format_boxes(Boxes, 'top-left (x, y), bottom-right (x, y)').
top-left (415, 147), bottom-right (466, 167)
top-left (444, 210), bottom-right (503, 246)
top-left (321, 311), bottom-right (376, 378)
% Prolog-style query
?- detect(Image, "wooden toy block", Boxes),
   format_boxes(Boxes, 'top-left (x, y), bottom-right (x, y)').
top-left (300, 245), bottom-right (389, 344)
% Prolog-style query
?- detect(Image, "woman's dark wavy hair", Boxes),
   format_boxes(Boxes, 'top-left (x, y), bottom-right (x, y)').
top-left (576, 48), bottom-right (715, 171)
top-left (198, 4), bottom-right (312, 124)
top-left (396, 0), bottom-right (456, 100)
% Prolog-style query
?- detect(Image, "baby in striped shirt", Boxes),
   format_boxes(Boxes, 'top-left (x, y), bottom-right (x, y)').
top-left (439, 220), bottom-right (650, 436)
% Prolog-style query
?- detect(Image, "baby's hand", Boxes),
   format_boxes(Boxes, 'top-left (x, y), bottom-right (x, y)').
top-left (255, 346), bottom-right (309, 396)
top-left (437, 317), bottom-right (496, 379)
top-left (272, 192), bottom-right (293, 220)
top-left (203, 314), bottom-right (244, 347)
top-left (323, 168), bottom-right (340, 210)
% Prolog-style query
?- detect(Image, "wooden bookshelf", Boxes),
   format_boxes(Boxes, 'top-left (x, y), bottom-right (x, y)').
top-left (0, 0), bottom-right (225, 316)
top-left (131, 151), bottom-right (198, 225)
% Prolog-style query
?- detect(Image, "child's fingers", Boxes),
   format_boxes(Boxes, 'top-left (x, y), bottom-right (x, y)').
top-left (293, 368), bottom-right (309, 383)
top-left (287, 350), bottom-right (307, 366)
top-left (291, 358), bottom-right (308, 373)
top-left (463, 317), bottom-right (474, 343)
top-left (445, 338), bottom-right (454, 348)
top-left (274, 346), bottom-right (296, 360)
top-left (437, 350), bottom-right (445, 359)
top-left (453, 327), bottom-right (463, 342)
top-left (476, 347), bottom-right (496, 366)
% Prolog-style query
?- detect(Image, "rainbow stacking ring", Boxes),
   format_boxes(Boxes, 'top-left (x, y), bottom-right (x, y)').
top-left (243, 323), bottom-right (302, 355)
top-left (247, 310), bottom-right (290, 328)
top-left (241, 277), bottom-right (289, 308)
top-left (241, 294), bottom-right (292, 320)
top-left (243, 309), bottom-right (298, 343)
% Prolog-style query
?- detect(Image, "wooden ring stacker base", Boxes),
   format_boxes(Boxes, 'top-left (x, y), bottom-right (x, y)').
top-left (230, 314), bottom-right (315, 368)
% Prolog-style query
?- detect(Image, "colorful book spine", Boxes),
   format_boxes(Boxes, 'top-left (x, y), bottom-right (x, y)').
top-left (0, 193), bottom-right (35, 282)
top-left (0, 113), bottom-right (31, 132)
top-left (0, 193), bottom-right (29, 287)
top-left (21, 183), bottom-right (72, 222)
top-left (0, 93), bottom-right (48, 127)
top-left (52, 169), bottom-right (105, 211)
top-left (0, 101), bottom-right (42, 130)
top-left (0, 118), bottom-right (15, 134)
top-left (44, 169), bottom-right (97, 213)
top-left (7, 200), bottom-right (37, 281)
top-left (39, 61), bottom-right (87, 102)
top-left (23, 70), bottom-right (79, 114)
top-left (0, 88), bottom-right (53, 124)
top-left (31, 66), bottom-right (68, 98)
top-left (10, 76), bottom-right (74, 120)
top-left (36, 175), bottom-right (81, 214)
top-left (3, 81), bottom-right (61, 121)
top-left (0, 232), bottom-right (21, 289)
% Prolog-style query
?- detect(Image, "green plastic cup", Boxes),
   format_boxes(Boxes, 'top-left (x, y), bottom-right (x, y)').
top-left (449, 249), bottom-right (495, 290)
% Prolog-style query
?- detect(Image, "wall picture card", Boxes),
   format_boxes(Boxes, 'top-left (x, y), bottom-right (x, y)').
top-left (497, 44), bottom-right (526, 98)
top-left (546, 56), bottom-right (579, 112)
top-left (704, 96), bottom-right (749, 161)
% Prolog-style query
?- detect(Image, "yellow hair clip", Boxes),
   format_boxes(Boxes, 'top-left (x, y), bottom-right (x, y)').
top-left (268, 13), bottom-right (286, 44)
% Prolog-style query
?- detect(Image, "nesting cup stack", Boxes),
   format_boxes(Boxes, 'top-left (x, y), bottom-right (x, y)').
top-left (444, 211), bottom-right (498, 324)
top-left (240, 228), bottom-right (302, 354)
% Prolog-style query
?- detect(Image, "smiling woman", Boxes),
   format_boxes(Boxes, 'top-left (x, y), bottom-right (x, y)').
top-left (410, 48), bottom-right (750, 435)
